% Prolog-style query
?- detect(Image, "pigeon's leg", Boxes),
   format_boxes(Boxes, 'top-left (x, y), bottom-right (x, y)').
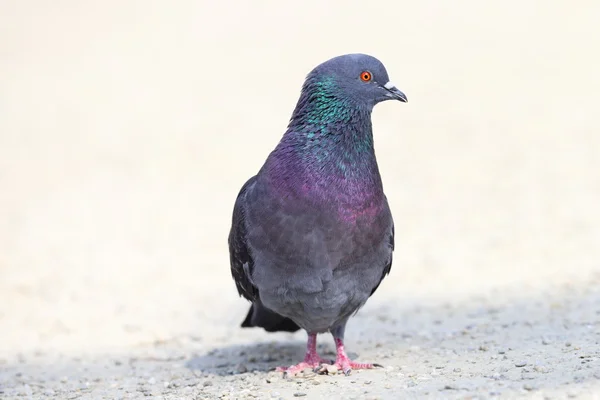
top-left (330, 324), bottom-right (382, 376)
top-left (276, 333), bottom-right (332, 376)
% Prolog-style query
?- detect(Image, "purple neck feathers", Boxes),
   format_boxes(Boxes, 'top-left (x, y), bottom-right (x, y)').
top-left (259, 87), bottom-right (385, 222)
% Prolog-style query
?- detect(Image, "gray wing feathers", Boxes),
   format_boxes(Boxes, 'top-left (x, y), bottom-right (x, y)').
top-left (228, 176), bottom-right (259, 301)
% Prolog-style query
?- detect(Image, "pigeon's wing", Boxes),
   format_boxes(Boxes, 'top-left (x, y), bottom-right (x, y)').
top-left (228, 176), bottom-right (259, 301)
top-left (229, 176), bottom-right (302, 333)
top-left (369, 212), bottom-right (394, 297)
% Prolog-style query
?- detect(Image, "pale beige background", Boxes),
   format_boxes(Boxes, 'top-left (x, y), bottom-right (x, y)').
top-left (1, 1), bottom-right (599, 398)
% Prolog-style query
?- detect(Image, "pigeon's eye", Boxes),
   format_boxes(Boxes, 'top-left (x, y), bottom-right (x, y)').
top-left (360, 71), bottom-right (372, 82)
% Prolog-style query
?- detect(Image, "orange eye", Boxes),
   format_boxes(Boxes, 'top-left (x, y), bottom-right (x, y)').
top-left (360, 71), bottom-right (372, 82)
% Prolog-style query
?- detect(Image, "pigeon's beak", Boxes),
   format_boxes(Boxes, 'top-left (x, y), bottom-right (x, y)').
top-left (383, 82), bottom-right (408, 103)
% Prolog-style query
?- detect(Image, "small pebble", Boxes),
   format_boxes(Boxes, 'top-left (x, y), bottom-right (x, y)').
top-left (515, 361), bottom-right (527, 367)
top-left (524, 384), bottom-right (535, 391)
top-left (183, 378), bottom-right (200, 387)
top-left (181, 386), bottom-right (193, 394)
top-left (533, 365), bottom-right (549, 373)
top-left (293, 393), bottom-right (307, 397)
top-left (21, 385), bottom-right (32, 396)
top-left (321, 364), bottom-right (339, 375)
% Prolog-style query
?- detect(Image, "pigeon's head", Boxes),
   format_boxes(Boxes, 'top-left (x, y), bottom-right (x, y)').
top-left (309, 53), bottom-right (407, 109)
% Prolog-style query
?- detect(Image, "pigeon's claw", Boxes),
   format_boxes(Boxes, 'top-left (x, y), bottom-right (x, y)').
top-left (333, 337), bottom-right (382, 376)
top-left (277, 358), bottom-right (332, 378)
top-left (333, 359), bottom-right (380, 376)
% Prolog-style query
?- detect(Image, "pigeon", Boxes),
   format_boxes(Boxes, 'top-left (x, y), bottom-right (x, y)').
top-left (228, 53), bottom-right (407, 377)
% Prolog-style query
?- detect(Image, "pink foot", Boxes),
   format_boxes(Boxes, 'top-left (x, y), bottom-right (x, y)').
top-left (333, 358), bottom-right (381, 375)
top-left (276, 358), bottom-right (333, 376)
top-left (332, 338), bottom-right (382, 376)
top-left (276, 334), bottom-right (332, 377)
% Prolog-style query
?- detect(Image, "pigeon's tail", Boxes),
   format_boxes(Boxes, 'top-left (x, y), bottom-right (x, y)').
top-left (241, 301), bottom-right (301, 333)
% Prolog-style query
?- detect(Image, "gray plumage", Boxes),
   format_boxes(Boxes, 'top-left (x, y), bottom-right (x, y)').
top-left (228, 53), bottom-right (407, 375)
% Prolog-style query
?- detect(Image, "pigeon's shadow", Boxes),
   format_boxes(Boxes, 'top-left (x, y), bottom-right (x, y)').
top-left (185, 341), bottom-right (301, 376)
top-left (185, 340), bottom-right (343, 376)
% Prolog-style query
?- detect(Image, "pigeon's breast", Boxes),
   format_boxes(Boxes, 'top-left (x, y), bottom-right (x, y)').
top-left (247, 178), bottom-right (389, 276)
top-left (245, 178), bottom-right (393, 332)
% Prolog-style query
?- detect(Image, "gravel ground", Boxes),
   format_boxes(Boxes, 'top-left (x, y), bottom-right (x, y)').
top-left (2, 280), bottom-right (600, 399)
top-left (2, 1), bottom-right (600, 399)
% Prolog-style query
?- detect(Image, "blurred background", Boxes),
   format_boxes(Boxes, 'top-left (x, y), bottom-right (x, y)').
top-left (1, 0), bottom-right (599, 361)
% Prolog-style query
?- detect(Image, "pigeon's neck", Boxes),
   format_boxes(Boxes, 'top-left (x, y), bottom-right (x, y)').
top-left (263, 79), bottom-right (384, 213)
top-left (287, 75), bottom-right (371, 133)
top-left (283, 115), bottom-right (380, 183)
